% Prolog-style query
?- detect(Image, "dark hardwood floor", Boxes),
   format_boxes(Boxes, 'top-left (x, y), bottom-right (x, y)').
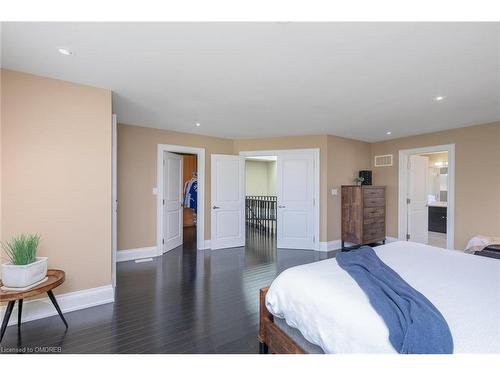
top-left (0, 226), bottom-right (336, 354)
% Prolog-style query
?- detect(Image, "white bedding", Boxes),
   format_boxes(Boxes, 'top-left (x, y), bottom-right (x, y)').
top-left (265, 241), bottom-right (500, 353)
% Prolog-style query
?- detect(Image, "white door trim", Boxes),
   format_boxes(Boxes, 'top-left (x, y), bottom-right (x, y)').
top-left (157, 144), bottom-right (205, 253)
top-left (398, 144), bottom-right (455, 249)
top-left (239, 148), bottom-right (320, 251)
top-left (111, 114), bottom-right (117, 289)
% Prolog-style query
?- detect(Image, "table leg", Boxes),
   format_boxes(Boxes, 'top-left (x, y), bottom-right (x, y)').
top-left (17, 299), bottom-right (23, 328)
top-left (47, 290), bottom-right (68, 329)
top-left (0, 300), bottom-right (15, 342)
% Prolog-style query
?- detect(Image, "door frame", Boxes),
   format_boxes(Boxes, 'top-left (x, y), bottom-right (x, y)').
top-left (398, 144), bottom-right (455, 249)
top-left (157, 144), bottom-right (206, 253)
top-left (239, 148), bottom-right (320, 251)
top-left (111, 114), bottom-right (117, 289)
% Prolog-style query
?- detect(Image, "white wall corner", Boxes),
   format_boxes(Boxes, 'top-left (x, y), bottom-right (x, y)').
top-left (1, 284), bottom-right (115, 327)
top-left (319, 240), bottom-right (342, 252)
top-left (116, 246), bottom-right (157, 262)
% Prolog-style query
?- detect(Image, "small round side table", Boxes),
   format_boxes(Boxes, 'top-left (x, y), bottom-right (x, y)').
top-left (0, 269), bottom-right (68, 342)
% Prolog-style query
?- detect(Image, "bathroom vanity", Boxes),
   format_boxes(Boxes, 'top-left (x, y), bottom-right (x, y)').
top-left (428, 202), bottom-right (447, 233)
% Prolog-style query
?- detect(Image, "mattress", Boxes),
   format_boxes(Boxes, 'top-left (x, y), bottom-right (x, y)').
top-left (265, 241), bottom-right (500, 354)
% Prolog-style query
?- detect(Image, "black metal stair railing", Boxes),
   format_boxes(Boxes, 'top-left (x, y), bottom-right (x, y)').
top-left (245, 196), bottom-right (277, 234)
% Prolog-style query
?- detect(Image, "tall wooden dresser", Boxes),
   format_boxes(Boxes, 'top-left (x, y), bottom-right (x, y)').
top-left (341, 185), bottom-right (386, 250)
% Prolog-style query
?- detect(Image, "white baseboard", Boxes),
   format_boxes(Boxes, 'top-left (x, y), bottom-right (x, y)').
top-left (117, 246), bottom-right (157, 262)
top-left (318, 240), bottom-right (342, 252)
top-left (1, 284), bottom-right (115, 327)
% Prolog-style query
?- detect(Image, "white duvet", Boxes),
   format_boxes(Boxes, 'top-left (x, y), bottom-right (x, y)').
top-left (265, 241), bottom-right (500, 353)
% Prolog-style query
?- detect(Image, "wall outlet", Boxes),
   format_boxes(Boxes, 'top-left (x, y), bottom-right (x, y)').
top-left (331, 188), bottom-right (338, 196)
top-left (152, 187), bottom-right (158, 195)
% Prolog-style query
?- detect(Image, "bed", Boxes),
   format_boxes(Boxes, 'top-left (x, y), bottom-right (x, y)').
top-left (258, 241), bottom-right (500, 354)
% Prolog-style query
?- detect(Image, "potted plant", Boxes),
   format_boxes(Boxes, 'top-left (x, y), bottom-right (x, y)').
top-left (354, 176), bottom-right (365, 186)
top-left (1, 234), bottom-right (47, 288)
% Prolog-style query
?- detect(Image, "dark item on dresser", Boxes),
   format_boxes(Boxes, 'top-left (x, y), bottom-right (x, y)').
top-left (341, 185), bottom-right (386, 251)
top-left (0, 269), bottom-right (68, 342)
top-left (428, 206), bottom-right (447, 233)
top-left (359, 170), bottom-right (372, 186)
top-left (474, 244), bottom-right (500, 260)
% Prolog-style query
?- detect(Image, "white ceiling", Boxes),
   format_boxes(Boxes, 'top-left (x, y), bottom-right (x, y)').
top-left (1, 22), bottom-right (499, 142)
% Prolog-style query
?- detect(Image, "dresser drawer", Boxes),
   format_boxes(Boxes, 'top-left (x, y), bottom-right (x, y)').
top-left (364, 197), bottom-right (385, 207)
top-left (363, 188), bottom-right (384, 199)
top-left (363, 207), bottom-right (385, 219)
top-left (364, 217), bottom-right (385, 226)
top-left (363, 226), bottom-right (385, 241)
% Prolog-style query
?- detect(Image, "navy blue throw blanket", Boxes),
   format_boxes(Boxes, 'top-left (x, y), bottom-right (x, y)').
top-left (336, 246), bottom-right (453, 354)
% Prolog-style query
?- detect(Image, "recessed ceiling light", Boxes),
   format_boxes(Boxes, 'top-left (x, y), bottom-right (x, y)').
top-left (386, 131), bottom-right (392, 135)
top-left (434, 96), bottom-right (445, 101)
top-left (195, 123), bottom-right (201, 127)
top-left (58, 48), bottom-right (73, 56)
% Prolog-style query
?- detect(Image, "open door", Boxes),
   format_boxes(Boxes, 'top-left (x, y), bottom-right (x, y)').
top-left (276, 152), bottom-right (316, 249)
top-left (211, 154), bottom-right (245, 250)
top-left (407, 155), bottom-right (429, 244)
top-left (163, 151), bottom-right (183, 252)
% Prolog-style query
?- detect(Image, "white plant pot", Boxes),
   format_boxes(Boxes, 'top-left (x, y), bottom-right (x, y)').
top-left (1, 257), bottom-right (48, 288)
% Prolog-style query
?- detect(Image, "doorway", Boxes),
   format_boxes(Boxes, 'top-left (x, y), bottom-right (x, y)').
top-left (244, 155), bottom-right (278, 253)
top-left (398, 144), bottom-right (455, 249)
top-left (156, 144), bottom-right (206, 253)
top-left (239, 149), bottom-right (320, 251)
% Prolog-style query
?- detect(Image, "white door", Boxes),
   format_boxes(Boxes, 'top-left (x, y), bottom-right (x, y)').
top-left (111, 114), bottom-right (117, 287)
top-left (408, 155), bottom-right (429, 244)
top-left (163, 151), bottom-right (183, 252)
top-left (276, 153), bottom-right (315, 249)
top-left (211, 154), bottom-right (245, 250)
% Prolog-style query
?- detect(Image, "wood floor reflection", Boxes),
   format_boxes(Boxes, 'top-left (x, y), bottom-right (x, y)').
top-left (0, 227), bottom-right (337, 353)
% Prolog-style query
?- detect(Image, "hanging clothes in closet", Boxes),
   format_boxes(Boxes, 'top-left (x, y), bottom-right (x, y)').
top-left (184, 173), bottom-right (198, 224)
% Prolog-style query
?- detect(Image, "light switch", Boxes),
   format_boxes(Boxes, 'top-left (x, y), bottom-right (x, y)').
top-left (331, 188), bottom-right (338, 196)
top-left (152, 187), bottom-right (158, 195)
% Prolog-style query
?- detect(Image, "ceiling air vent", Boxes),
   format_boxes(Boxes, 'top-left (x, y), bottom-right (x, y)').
top-left (374, 154), bottom-right (393, 167)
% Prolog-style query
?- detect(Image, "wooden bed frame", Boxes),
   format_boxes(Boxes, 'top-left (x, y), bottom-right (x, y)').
top-left (258, 287), bottom-right (306, 354)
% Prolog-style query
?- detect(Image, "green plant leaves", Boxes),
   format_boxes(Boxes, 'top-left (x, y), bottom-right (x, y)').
top-left (1, 234), bottom-right (41, 265)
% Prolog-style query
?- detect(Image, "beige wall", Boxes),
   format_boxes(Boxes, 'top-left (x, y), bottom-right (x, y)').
top-left (118, 123), bottom-right (234, 249)
top-left (245, 160), bottom-right (276, 196)
top-left (371, 122), bottom-right (500, 249)
top-left (1, 69), bottom-right (112, 294)
top-left (326, 135), bottom-right (371, 242)
top-left (268, 161), bottom-right (277, 195)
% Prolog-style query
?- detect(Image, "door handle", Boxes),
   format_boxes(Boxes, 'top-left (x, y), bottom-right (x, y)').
top-left (278, 205), bottom-right (286, 208)
top-left (212, 205), bottom-right (220, 209)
